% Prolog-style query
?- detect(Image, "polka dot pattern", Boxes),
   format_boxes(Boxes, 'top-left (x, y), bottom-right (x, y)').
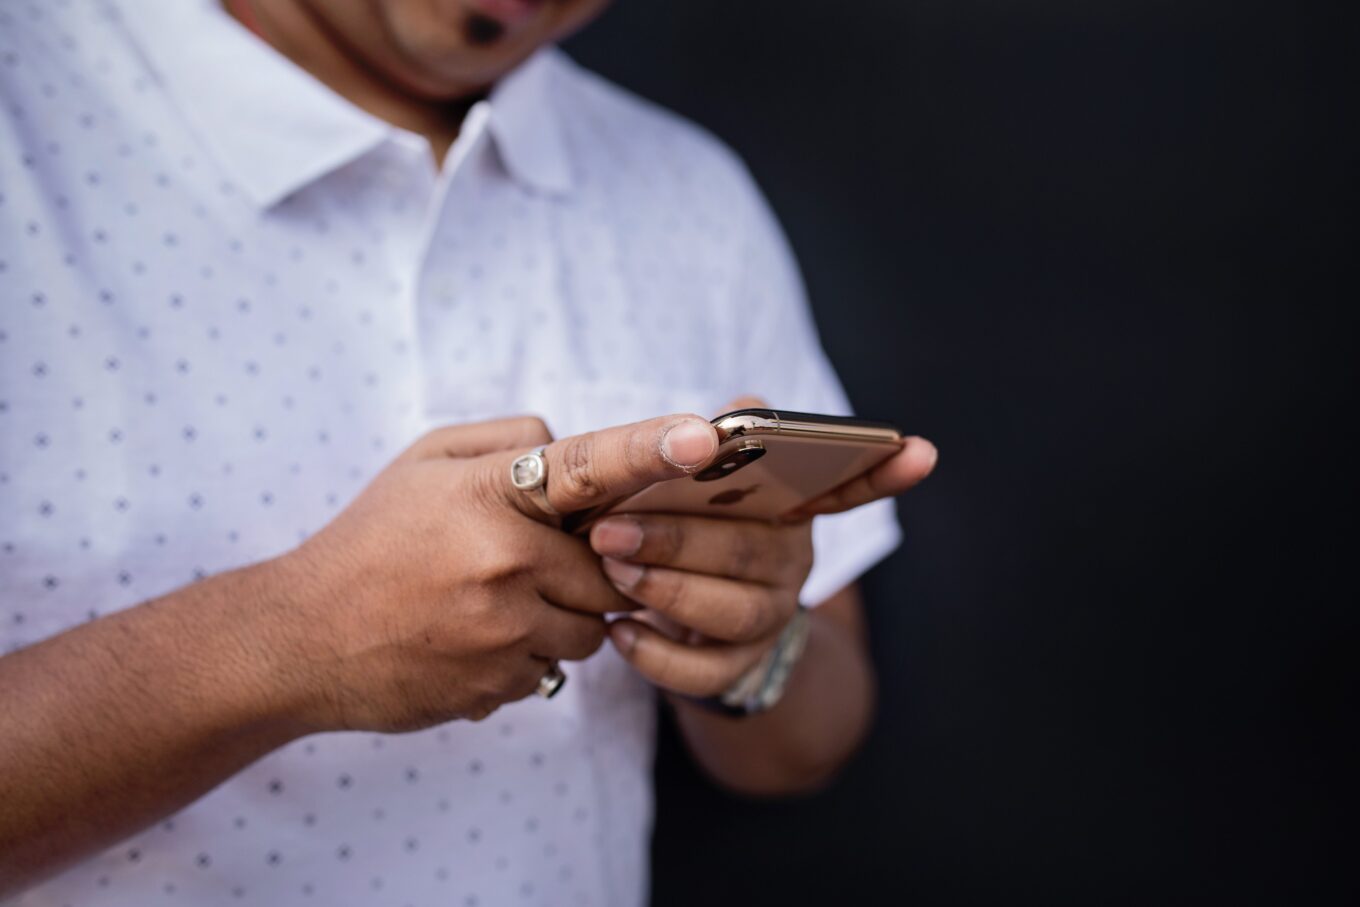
top-left (1, 2), bottom-right (900, 905)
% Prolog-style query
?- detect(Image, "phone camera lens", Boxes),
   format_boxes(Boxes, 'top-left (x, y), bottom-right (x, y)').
top-left (694, 444), bottom-right (765, 482)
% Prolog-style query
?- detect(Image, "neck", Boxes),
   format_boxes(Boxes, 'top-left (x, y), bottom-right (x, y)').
top-left (224, 0), bottom-right (476, 164)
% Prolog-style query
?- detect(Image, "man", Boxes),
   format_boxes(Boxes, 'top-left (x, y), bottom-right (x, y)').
top-left (0, 0), bottom-right (937, 904)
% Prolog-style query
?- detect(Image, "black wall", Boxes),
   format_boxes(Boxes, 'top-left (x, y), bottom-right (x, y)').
top-left (566, 2), bottom-right (1349, 904)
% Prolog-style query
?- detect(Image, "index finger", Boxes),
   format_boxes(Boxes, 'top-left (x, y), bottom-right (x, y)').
top-left (493, 413), bottom-right (719, 524)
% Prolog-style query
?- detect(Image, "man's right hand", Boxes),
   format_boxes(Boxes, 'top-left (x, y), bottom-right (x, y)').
top-left (0, 411), bottom-right (719, 893)
top-left (270, 413), bottom-right (721, 733)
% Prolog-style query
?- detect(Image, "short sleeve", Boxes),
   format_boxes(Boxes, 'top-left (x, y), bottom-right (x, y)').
top-left (719, 166), bottom-right (902, 606)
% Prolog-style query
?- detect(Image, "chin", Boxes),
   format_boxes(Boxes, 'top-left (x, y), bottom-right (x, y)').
top-left (361, 0), bottom-right (610, 98)
top-left (383, 0), bottom-right (551, 95)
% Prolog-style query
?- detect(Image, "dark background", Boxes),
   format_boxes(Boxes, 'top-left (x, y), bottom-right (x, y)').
top-left (566, 1), bottom-right (1351, 904)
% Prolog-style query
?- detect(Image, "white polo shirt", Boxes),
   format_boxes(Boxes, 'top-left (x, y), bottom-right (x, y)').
top-left (0, 1), bottom-right (901, 905)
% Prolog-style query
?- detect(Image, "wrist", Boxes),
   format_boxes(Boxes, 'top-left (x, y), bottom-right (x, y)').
top-left (197, 551), bottom-right (341, 737)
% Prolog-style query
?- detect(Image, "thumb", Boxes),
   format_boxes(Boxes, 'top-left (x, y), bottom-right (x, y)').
top-left (492, 413), bottom-right (719, 524)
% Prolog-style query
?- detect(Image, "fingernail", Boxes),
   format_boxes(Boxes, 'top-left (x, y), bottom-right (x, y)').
top-left (920, 438), bottom-right (940, 473)
top-left (610, 620), bottom-right (639, 655)
top-left (660, 419), bottom-right (717, 469)
top-left (593, 517), bottom-right (643, 557)
top-left (602, 556), bottom-right (645, 590)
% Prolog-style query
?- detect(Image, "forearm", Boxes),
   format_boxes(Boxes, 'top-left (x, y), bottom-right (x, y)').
top-left (669, 586), bottom-right (875, 797)
top-left (0, 557), bottom-right (316, 895)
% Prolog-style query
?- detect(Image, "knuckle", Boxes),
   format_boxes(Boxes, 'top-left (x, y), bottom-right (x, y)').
top-left (419, 426), bottom-right (454, 450)
top-left (466, 679), bottom-right (507, 718)
top-left (648, 568), bottom-right (686, 616)
top-left (468, 458), bottom-right (512, 512)
top-left (475, 528), bottom-right (537, 583)
top-left (465, 704), bottom-right (498, 723)
top-left (519, 415), bottom-right (551, 441)
top-left (623, 424), bottom-right (656, 475)
top-left (478, 548), bottom-right (530, 585)
top-left (727, 593), bottom-right (769, 641)
top-left (725, 528), bottom-right (763, 579)
top-left (468, 589), bottom-right (505, 624)
top-left (651, 519), bottom-right (685, 563)
top-left (459, 598), bottom-right (496, 643)
top-left (468, 598), bottom-right (529, 651)
top-left (499, 605), bottom-right (537, 648)
top-left (502, 619), bottom-right (533, 651)
top-left (481, 662), bottom-right (523, 701)
top-left (556, 435), bottom-right (605, 502)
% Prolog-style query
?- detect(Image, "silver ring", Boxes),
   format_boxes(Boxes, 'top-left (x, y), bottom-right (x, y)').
top-left (510, 446), bottom-right (558, 516)
top-left (536, 662), bottom-right (567, 699)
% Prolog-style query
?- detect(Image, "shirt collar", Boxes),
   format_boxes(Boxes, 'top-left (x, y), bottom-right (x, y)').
top-left (487, 48), bottom-right (575, 197)
top-left (119, 0), bottom-right (575, 209)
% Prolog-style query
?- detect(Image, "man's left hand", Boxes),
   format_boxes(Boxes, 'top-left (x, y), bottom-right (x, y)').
top-left (592, 511), bottom-right (814, 697)
top-left (590, 397), bottom-right (938, 698)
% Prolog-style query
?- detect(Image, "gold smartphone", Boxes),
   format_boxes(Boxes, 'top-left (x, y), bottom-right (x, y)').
top-left (564, 408), bottom-right (904, 533)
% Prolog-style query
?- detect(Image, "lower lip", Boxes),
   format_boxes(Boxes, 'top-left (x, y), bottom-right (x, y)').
top-left (467, 0), bottom-right (545, 28)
